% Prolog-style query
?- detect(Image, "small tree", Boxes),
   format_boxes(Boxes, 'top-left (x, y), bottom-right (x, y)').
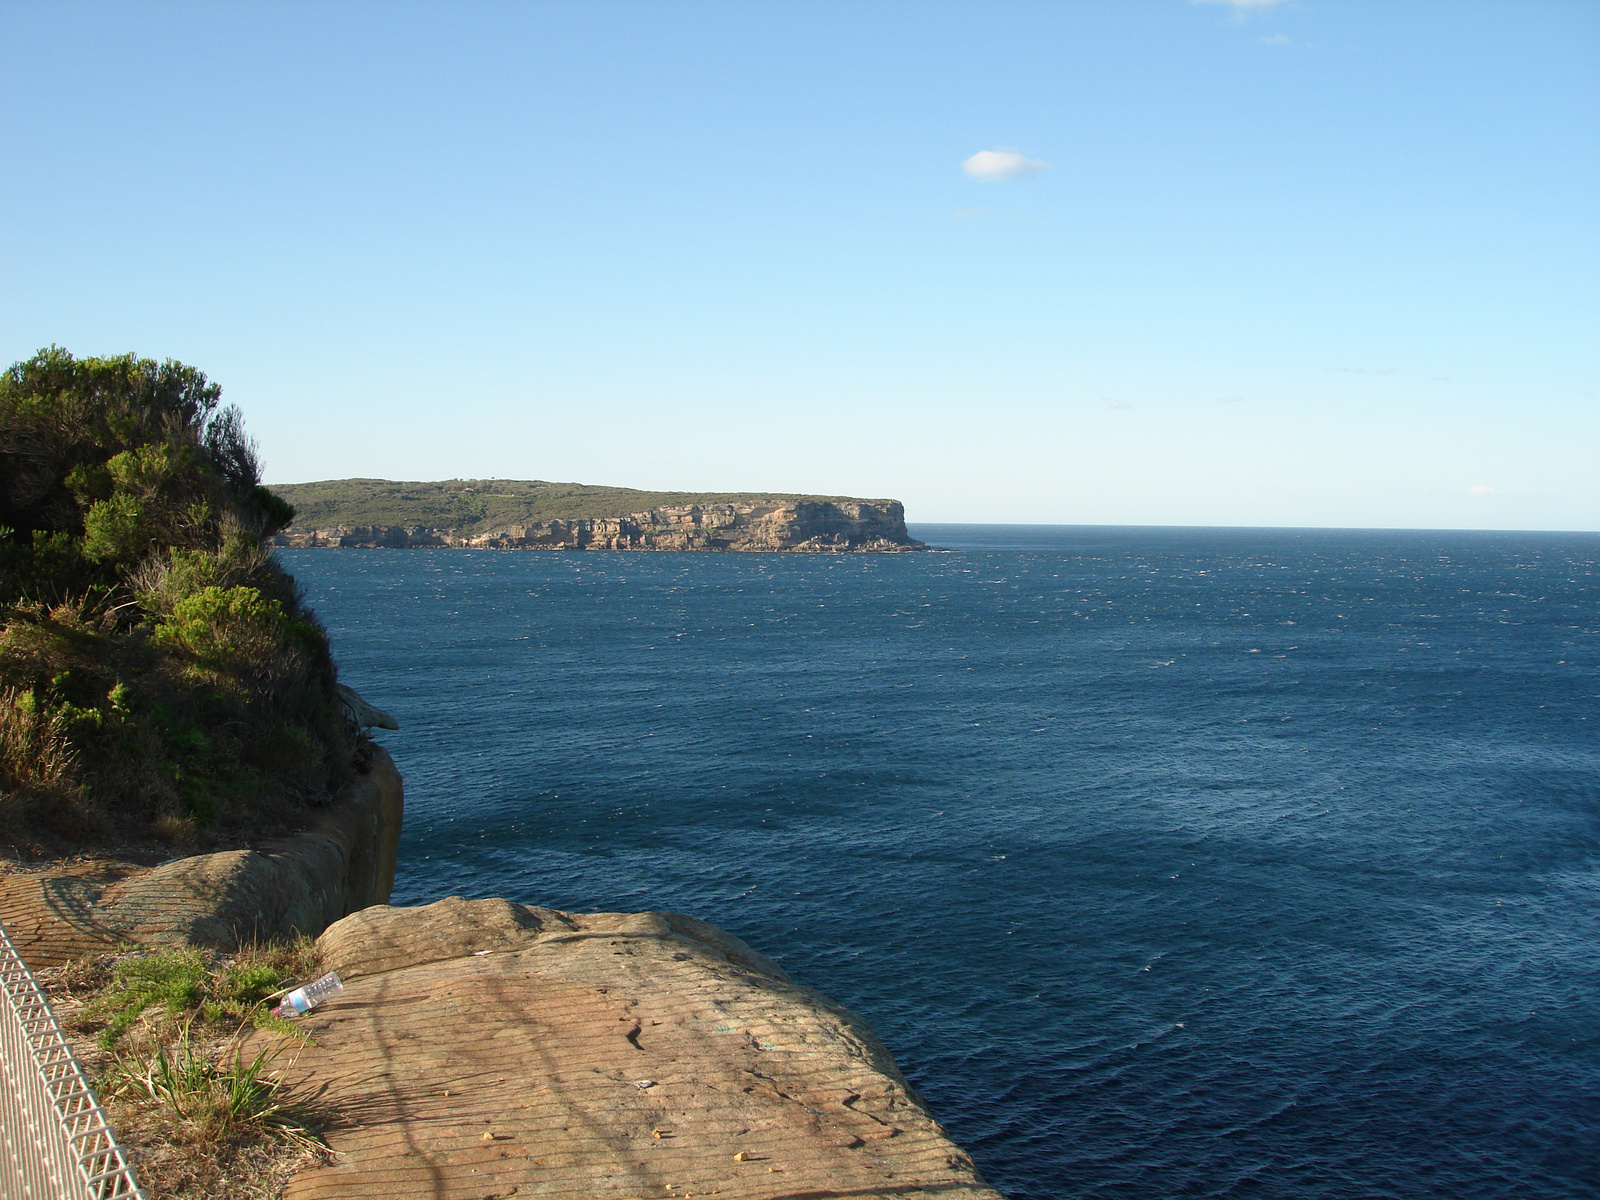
top-left (0, 347), bottom-right (297, 604)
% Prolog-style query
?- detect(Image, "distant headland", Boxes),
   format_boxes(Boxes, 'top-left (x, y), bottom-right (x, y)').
top-left (268, 477), bottom-right (927, 552)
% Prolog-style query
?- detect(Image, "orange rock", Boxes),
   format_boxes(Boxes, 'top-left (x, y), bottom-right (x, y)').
top-left (266, 897), bottom-right (1004, 1199)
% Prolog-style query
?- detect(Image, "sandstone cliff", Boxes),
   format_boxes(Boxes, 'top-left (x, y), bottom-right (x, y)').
top-left (0, 747), bottom-right (404, 966)
top-left (274, 499), bottom-right (925, 552)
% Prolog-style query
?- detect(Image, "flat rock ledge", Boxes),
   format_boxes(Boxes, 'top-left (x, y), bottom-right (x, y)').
top-left (267, 896), bottom-right (1005, 1200)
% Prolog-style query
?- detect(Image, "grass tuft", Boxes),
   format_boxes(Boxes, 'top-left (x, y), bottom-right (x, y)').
top-left (105, 1020), bottom-right (325, 1152)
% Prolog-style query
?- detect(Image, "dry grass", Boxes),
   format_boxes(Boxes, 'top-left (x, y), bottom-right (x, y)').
top-left (102, 1020), bottom-right (332, 1197)
top-left (39, 941), bottom-right (335, 1199)
top-left (98, 1113), bottom-right (326, 1200)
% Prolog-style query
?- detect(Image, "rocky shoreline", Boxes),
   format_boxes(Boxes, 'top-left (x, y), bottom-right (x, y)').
top-left (9, 746), bottom-right (1004, 1198)
top-left (0, 749), bottom-right (404, 967)
top-left (274, 499), bottom-right (926, 553)
top-left (265, 897), bottom-right (1004, 1199)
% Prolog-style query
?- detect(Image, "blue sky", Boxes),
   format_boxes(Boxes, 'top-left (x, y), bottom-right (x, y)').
top-left (3, 1), bottom-right (1596, 529)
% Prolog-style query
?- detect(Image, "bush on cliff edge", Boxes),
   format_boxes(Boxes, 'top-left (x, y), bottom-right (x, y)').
top-left (0, 347), bottom-right (354, 852)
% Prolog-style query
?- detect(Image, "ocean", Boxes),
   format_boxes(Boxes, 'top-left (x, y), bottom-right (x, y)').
top-left (279, 525), bottom-right (1600, 1199)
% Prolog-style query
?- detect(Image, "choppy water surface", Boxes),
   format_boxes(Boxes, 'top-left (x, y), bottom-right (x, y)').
top-left (281, 526), bottom-right (1600, 1199)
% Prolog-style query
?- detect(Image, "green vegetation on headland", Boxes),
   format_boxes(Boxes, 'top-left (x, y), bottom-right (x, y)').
top-left (267, 477), bottom-right (896, 537)
top-left (0, 348), bottom-right (355, 854)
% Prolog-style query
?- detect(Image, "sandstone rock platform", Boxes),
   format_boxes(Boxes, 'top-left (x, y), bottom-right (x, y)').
top-left (271, 896), bottom-right (1005, 1200)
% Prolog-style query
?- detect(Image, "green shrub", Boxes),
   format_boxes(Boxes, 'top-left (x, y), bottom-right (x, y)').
top-left (157, 586), bottom-right (288, 667)
top-left (130, 537), bottom-right (272, 620)
top-left (0, 348), bottom-right (353, 850)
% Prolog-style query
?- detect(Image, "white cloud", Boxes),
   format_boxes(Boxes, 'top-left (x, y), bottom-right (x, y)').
top-left (962, 148), bottom-right (1051, 181)
top-left (1469, 484), bottom-right (1498, 495)
top-left (1191, 0), bottom-right (1288, 9)
top-left (1105, 398), bottom-right (1132, 410)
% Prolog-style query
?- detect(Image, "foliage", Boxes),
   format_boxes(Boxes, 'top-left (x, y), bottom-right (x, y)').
top-left (0, 347), bottom-right (288, 598)
top-left (61, 943), bottom-right (328, 1153)
top-left (75, 940), bottom-right (320, 1050)
top-left (74, 946), bottom-right (331, 1167)
top-left (86, 947), bottom-right (210, 1047)
top-left (153, 585), bottom-right (324, 676)
top-left (0, 347), bottom-right (354, 850)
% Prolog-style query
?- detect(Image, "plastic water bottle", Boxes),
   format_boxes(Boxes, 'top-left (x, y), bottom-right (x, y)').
top-left (273, 972), bottom-right (343, 1017)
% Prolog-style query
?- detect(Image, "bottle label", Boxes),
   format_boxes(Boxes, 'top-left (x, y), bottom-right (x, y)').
top-left (275, 973), bottom-right (342, 1018)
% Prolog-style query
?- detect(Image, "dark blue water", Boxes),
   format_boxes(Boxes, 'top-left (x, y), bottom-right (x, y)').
top-left (280, 526), bottom-right (1600, 1199)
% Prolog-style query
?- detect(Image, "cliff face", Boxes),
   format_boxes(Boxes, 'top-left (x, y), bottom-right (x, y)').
top-left (274, 499), bottom-right (925, 552)
top-left (0, 747), bottom-right (404, 966)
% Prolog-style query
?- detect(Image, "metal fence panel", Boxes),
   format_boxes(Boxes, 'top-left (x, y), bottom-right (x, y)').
top-left (0, 921), bottom-right (144, 1199)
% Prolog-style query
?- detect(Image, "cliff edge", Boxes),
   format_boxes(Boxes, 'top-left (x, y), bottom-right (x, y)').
top-left (0, 746), bottom-right (404, 966)
top-left (268, 896), bottom-right (1006, 1199)
top-left (9, 747), bottom-right (1006, 1197)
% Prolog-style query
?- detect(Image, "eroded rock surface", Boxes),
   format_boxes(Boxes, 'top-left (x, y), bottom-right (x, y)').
top-left (273, 897), bottom-right (1004, 1199)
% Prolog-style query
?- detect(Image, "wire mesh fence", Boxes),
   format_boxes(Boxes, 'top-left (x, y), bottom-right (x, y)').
top-left (0, 920), bottom-right (144, 1199)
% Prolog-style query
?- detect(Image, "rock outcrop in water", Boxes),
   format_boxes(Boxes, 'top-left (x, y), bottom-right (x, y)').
top-left (274, 499), bottom-right (926, 552)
